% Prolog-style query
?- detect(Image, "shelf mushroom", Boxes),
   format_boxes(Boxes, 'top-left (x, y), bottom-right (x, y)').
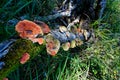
top-left (45, 34), bottom-right (60, 56)
top-left (34, 20), bottom-right (51, 34)
top-left (20, 53), bottom-right (30, 64)
top-left (15, 20), bottom-right (43, 39)
top-left (15, 20), bottom-right (44, 44)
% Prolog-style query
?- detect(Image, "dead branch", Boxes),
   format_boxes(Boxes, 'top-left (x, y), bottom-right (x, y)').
top-left (34, 10), bottom-right (71, 21)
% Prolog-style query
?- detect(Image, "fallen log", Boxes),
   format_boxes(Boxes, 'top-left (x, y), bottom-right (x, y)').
top-left (0, 0), bottom-right (106, 79)
top-left (0, 19), bottom-right (92, 79)
top-left (0, 39), bottom-right (45, 80)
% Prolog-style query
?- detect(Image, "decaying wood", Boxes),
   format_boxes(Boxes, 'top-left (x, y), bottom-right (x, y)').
top-left (0, 39), bottom-right (16, 59)
top-left (98, 0), bottom-right (106, 19)
top-left (0, 1), bottom-right (108, 80)
top-left (0, 0), bottom-right (106, 72)
top-left (6, 0), bottom-right (106, 27)
top-left (95, 0), bottom-right (106, 19)
top-left (0, 26), bottom-right (91, 59)
top-left (35, 0), bottom-right (106, 21)
top-left (0, 62), bottom-right (5, 70)
top-left (0, 0), bottom-right (107, 60)
top-left (35, 0), bottom-right (106, 31)
top-left (34, 11), bottom-right (71, 21)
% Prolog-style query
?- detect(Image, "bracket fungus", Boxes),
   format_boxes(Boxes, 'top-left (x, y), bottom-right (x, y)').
top-left (70, 40), bottom-right (76, 48)
top-left (15, 20), bottom-right (45, 45)
top-left (3, 78), bottom-right (8, 80)
top-left (29, 38), bottom-right (44, 45)
top-left (20, 53), bottom-right (30, 64)
top-left (15, 20), bottom-right (91, 56)
top-left (34, 20), bottom-right (51, 34)
top-left (45, 34), bottom-right (60, 56)
top-left (15, 20), bottom-right (43, 39)
top-left (62, 42), bottom-right (70, 51)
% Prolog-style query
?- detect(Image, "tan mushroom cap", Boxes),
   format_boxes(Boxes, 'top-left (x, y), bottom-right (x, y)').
top-left (62, 42), bottom-right (70, 51)
top-left (15, 20), bottom-right (43, 38)
top-left (45, 34), bottom-right (60, 56)
top-left (46, 41), bottom-right (58, 56)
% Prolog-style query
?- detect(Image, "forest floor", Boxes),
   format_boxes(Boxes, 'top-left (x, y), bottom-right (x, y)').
top-left (0, 0), bottom-right (120, 80)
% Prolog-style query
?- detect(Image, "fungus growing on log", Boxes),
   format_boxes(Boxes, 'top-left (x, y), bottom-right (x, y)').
top-left (70, 40), bottom-right (76, 48)
top-left (3, 78), bottom-right (8, 80)
top-left (29, 38), bottom-right (44, 45)
top-left (20, 53), bottom-right (30, 64)
top-left (34, 20), bottom-right (51, 34)
top-left (15, 20), bottom-right (43, 39)
top-left (15, 20), bottom-right (45, 45)
top-left (0, 0), bottom-right (107, 79)
top-left (75, 38), bottom-right (83, 46)
top-left (45, 34), bottom-right (60, 56)
top-left (59, 26), bottom-right (68, 32)
top-left (37, 38), bottom-right (44, 45)
top-left (62, 42), bottom-right (70, 51)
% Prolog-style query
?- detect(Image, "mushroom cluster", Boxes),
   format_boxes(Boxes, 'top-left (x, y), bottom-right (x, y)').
top-left (15, 20), bottom-right (51, 45)
top-left (15, 20), bottom-right (91, 57)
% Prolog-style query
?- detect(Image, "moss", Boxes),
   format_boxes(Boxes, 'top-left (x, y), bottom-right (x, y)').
top-left (0, 39), bottom-right (45, 80)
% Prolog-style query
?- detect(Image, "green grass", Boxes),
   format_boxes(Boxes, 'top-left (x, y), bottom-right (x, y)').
top-left (0, 0), bottom-right (120, 80)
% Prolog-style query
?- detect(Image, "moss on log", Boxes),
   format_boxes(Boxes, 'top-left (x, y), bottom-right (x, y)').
top-left (0, 39), bottom-right (45, 80)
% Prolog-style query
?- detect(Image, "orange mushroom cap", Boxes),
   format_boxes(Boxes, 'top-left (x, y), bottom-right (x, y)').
top-left (20, 53), bottom-right (30, 64)
top-left (15, 20), bottom-right (43, 38)
top-left (34, 21), bottom-right (51, 34)
top-left (3, 78), bottom-right (8, 80)
top-left (46, 42), bottom-right (58, 56)
top-left (37, 38), bottom-right (44, 45)
top-left (47, 49), bottom-right (57, 56)
top-left (28, 37), bottom-right (44, 45)
top-left (46, 39), bottom-right (60, 56)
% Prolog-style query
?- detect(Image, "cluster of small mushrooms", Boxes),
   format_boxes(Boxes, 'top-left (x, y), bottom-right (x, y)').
top-left (15, 20), bottom-right (91, 58)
